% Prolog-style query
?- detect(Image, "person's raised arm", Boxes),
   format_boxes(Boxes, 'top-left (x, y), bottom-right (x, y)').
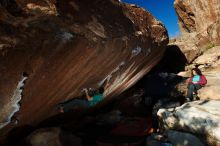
top-left (83, 88), bottom-right (93, 101)
top-left (102, 76), bottom-right (111, 90)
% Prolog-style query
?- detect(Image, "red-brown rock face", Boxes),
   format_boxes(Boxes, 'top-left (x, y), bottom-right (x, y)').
top-left (0, 0), bottom-right (168, 137)
top-left (172, 0), bottom-right (220, 63)
top-left (174, 0), bottom-right (220, 34)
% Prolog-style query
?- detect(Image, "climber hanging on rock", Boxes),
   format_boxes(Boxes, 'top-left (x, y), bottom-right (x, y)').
top-left (186, 67), bottom-right (207, 101)
top-left (58, 77), bottom-right (110, 113)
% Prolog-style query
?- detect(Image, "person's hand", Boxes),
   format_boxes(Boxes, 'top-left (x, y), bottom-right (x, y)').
top-left (82, 88), bottom-right (88, 93)
top-left (59, 106), bottom-right (64, 113)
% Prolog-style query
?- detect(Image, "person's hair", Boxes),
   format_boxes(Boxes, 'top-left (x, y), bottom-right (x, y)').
top-left (98, 87), bottom-right (105, 94)
top-left (192, 68), bottom-right (202, 76)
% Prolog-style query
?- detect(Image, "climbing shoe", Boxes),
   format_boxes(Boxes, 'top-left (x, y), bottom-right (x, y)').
top-left (193, 94), bottom-right (200, 101)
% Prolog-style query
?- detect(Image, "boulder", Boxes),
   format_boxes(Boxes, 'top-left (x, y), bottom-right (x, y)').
top-left (26, 127), bottom-right (83, 146)
top-left (96, 135), bottom-right (145, 146)
top-left (146, 134), bottom-right (173, 146)
top-left (0, 0), bottom-right (168, 138)
top-left (112, 88), bottom-right (147, 116)
top-left (110, 117), bottom-right (152, 136)
top-left (157, 100), bottom-right (220, 146)
top-left (193, 46), bottom-right (220, 68)
top-left (146, 136), bottom-right (166, 146)
top-left (96, 110), bottom-right (122, 126)
top-left (165, 130), bottom-right (205, 146)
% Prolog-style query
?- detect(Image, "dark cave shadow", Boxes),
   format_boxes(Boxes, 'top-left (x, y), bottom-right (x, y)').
top-left (0, 0), bottom-right (24, 17)
top-left (36, 96), bottom-right (117, 131)
top-left (198, 100), bottom-right (209, 105)
top-left (4, 125), bottom-right (34, 146)
top-left (154, 45), bottom-right (188, 73)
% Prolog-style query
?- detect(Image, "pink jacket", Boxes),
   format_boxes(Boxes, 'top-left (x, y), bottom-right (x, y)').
top-left (188, 75), bottom-right (207, 86)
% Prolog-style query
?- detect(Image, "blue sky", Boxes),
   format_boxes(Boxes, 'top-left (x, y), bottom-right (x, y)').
top-left (122, 0), bottom-right (180, 38)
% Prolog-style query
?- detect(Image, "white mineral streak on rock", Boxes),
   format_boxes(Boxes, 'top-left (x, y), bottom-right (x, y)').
top-left (98, 61), bottom-right (126, 87)
top-left (105, 62), bottom-right (137, 96)
top-left (86, 16), bottom-right (106, 38)
top-left (61, 32), bottom-right (73, 41)
top-left (131, 46), bottom-right (142, 57)
top-left (0, 75), bottom-right (28, 129)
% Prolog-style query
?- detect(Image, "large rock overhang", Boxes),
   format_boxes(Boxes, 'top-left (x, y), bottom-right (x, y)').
top-left (0, 0), bottom-right (168, 139)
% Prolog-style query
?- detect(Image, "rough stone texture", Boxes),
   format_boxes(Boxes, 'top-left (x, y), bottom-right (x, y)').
top-left (26, 127), bottom-right (83, 146)
top-left (27, 128), bottom-right (62, 146)
top-left (0, 0), bottom-right (168, 139)
top-left (146, 136), bottom-right (167, 146)
top-left (174, 0), bottom-right (220, 34)
top-left (208, 18), bottom-right (220, 45)
top-left (171, 0), bottom-right (220, 63)
top-left (158, 100), bottom-right (220, 146)
top-left (166, 130), bottom-right (205, 146)
top-left (193, 46), bottom-right (220, 68)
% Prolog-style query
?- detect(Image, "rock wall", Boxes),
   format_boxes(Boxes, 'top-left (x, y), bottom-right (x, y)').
top-left (171, 0), bottom-right (220, 63)
top-left (174, 0), bottom-right (220, 34)
top-left (0, 0), bottom-right (168, 139)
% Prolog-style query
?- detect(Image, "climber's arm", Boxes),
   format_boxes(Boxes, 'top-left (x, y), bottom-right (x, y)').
top-left (102, 76), bottom-right (111, 90)
top-left (83, 89), bottom-right (93, 101)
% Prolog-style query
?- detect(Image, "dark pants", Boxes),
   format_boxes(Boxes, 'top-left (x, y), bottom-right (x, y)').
top-left (187, 83), bottom-right (201, 101)
top-left (60, 99), bottom-right (89, 112)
